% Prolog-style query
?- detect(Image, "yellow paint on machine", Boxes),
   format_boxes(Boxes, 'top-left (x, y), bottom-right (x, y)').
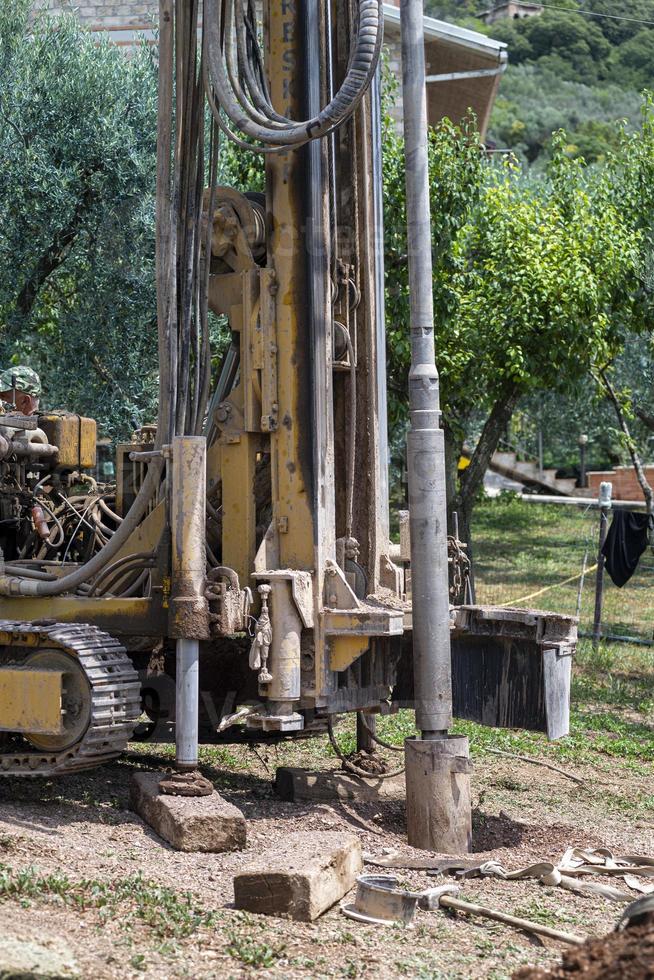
top-left (0, 668), bottom-right (64, 735)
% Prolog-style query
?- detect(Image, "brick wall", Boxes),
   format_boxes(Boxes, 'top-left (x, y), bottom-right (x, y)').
top-left (32, 1), bottom-right (157, 32)
top-left (587, 466), bottom-right (654, 502)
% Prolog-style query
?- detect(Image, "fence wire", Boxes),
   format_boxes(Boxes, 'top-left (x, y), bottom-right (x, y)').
top-left (473, 499), bottom-right (654, 645)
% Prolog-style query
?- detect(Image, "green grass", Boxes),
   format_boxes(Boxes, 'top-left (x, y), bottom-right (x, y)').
top-left (0, 865), bottom-right (216, 939)
top-left (227, 932), bottom-right (287, 969)
top-left (315, 499), bottom-right (654, 792)
top-left (473, 495), bottom-right (654, 642)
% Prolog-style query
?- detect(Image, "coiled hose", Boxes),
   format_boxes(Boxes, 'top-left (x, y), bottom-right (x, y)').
top-left (204, 0), bottom-right (383, 149)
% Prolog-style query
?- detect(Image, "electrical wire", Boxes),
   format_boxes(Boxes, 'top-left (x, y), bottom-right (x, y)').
top-left (512, 1), bottom-right (654, 27)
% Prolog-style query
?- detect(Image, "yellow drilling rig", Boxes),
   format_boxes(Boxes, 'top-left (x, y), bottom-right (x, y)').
top-left (0, 0), bottom-right (575, 847)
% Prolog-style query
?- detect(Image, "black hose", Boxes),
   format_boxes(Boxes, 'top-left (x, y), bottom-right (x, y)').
top-left (356, 711), bottom-right (405, 753)
top-left (205, 0), bottom-right (383, 148)
top-left (327, 717), bottom-right (405, 779)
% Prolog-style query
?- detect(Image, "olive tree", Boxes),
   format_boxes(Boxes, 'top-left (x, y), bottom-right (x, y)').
top-left (0, 0), bottom-right (159, 438)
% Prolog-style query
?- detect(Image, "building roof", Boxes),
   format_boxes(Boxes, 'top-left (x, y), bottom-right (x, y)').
top-left (383, 3), bottom-right (507, 60)
top-left (383, 4), bottom-right (507, 138)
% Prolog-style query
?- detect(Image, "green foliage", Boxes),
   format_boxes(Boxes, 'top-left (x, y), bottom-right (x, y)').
top-left (383, 96), bottom-right (651, 479)
top-left (492, 11), bottom-right (611, 85)
top-left (0, 0), bottom-right (159, 438)
top-left (384, 107), bottom-right (487, 435)
top-left (0, 864), bottom-right (215, 938)
top-left (585, 0), bottom-right (654, 47)
top-left (476, 1), bottom-right (654, 164)
top-left (609, 29), bottom-right (654, 91)
top-left (489, 64), bottom-right (642, 164)
top-left (227, 933), bottom-right (287, 968)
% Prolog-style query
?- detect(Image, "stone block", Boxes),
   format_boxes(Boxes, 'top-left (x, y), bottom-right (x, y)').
top-left (233, 831), bottom-right (362, 921)
top-left (274, 766), bottom-right (405, 803)
top-left (130, 771), bottom-right (246, 852)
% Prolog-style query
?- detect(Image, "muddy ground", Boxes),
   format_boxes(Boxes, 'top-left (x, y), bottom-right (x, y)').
top-left (0, 736), bottom-right (652, 980)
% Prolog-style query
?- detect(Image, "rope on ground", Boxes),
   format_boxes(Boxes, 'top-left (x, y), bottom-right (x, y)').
top-left (485, 748), bottom-right (585, 785)
top-left (498, 564), bottom-right (598, 607)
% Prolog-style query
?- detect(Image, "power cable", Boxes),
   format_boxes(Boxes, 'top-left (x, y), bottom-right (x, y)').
top-left (511, 1), bottom-right (654, 27)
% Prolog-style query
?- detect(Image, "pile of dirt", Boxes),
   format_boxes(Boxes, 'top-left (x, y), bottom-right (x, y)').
top-left (514, 921), bottom-right (654, 980)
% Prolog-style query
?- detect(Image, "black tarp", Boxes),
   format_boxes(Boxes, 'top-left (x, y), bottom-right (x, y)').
top-left (601, 510), bottom-right (653, 588)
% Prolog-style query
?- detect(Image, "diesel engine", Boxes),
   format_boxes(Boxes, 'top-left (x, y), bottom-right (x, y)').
top-left (0, 409), bottom-right (102, 564)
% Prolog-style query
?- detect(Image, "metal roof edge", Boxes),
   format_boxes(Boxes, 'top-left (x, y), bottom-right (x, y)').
top-left (383, 3), bottom-right (507, 59)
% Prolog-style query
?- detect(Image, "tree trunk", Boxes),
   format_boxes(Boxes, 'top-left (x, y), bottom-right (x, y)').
top-left (451, 384), bottom-right (522, 599)
top-left (10, 190), bottom-right (94, 328)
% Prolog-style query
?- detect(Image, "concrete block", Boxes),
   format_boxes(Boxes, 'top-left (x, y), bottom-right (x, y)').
top-left (233, 831), bottom-right (362, 921)
top-left (275, 766), bottom-right (405, 803)
top-left (130, 771), bottom-right (246, 852)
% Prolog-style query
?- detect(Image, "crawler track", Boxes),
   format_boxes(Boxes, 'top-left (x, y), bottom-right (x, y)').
top-left (0, 620), bottom-right (140, 776)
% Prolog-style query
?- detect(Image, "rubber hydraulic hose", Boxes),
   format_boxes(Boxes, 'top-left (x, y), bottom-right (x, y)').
top-left (205, 0), bottom-right (382, 146)
top-left (0, 458), bottom-right (164, 597)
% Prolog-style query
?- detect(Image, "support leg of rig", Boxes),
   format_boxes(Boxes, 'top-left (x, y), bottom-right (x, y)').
top-left (399, 0), bottom-right (472, 850)
top-left (170, 435), bottom-right (210, 771)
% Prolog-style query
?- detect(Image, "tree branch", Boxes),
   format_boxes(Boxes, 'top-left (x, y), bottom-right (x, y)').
top-left (12, 187), bottom-right (96, 323)
top-left (598, 368), bottom-right (653, 516)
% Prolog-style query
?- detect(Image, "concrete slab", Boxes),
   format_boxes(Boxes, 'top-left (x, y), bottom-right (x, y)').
top-left (233, 831), bottom-right (362, 921)
top-left (130, 771), bottom-right (246, 852)
top-left (0, 937), bottom-right (79, 978)
top-left (274, 766), bottom-right (405, 803)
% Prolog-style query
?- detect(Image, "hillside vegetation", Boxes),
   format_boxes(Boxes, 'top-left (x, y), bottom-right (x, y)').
top-left (426, 0), bottom-right (654, 164)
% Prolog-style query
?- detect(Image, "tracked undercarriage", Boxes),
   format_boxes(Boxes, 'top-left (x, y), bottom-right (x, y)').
top-left (0, 621), bottom-right (140, 776)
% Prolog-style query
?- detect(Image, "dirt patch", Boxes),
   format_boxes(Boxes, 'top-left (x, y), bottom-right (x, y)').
top-left (514, 920), bottom-right (654, 980)
top-left (0, 746), bottom-right (651, 979)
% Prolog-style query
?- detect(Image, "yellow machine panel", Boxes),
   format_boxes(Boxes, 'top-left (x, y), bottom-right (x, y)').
top-left (0, 668), bottom-right (64, 735)
top-left (39, 412), bottom-right (97, 469)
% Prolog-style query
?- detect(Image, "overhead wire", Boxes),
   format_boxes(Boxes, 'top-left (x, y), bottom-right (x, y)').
top-left (511, 1), bottom-right (654, 27)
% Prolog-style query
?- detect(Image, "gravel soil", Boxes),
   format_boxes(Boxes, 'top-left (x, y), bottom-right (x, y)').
top-left (514, 919), bottom-right (654, 979)
top-left (0, 741), bottom-right (652, 979)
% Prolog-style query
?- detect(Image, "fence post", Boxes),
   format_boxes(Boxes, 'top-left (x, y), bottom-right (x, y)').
top-left (592, 481), bottom-right (612, 649)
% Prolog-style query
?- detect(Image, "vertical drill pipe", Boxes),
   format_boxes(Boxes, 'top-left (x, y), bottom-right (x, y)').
top-left (171, 435), bottom-right (210, 769)
top-left (400, 0), bottom-right (452, 735)
top-left (305, 0), bottom-right (335, 684)
top-left (305, 0), bottom-right (335, 561)
top-left (371, 66), bottom-right (390, 542)
top-left (176, 637), bottom-right (200, 768)
top-left (265, 578), bottom-right (303, 706)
